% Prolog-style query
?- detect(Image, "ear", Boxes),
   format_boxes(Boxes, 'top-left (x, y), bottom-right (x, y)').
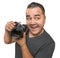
top-left (43, 16), bottom-right (46, 25)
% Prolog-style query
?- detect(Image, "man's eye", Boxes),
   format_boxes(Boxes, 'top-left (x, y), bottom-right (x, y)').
top-left (26, 17), bottom-right (31, 20)
top-left (35, 17), bottom-right (40, 20)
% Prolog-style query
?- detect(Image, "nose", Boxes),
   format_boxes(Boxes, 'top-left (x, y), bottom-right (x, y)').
top-left (30, 19), bottom-right (36, 24)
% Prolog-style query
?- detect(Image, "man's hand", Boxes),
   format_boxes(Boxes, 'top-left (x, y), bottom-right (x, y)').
top-left (4, 21), bottom-right (16, 44)
top-left (15, 33), bottom-right (33, 58)
top-left (5, 21), bottom-right (16, 32)
top-left (15, 33), bottom-right (26, 47)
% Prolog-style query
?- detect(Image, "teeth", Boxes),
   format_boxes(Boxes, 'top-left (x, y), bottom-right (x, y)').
top-left (30, 25), bottom-right (38, 28)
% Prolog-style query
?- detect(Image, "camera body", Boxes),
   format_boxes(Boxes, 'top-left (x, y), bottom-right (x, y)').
top-left (10, 22), bottom-right (27, 39)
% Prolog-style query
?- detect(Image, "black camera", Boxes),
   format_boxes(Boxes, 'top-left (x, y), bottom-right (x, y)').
top-left (10, 22), bottom-right (27, 39)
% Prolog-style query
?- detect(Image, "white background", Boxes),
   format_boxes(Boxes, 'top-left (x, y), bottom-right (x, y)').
top-left (0, 0), bottom-right (60, 58)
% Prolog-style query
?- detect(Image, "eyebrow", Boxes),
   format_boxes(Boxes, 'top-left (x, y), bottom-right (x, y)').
top-left (26, 15), bottom-right (30, 17)
top-left (34, 14), bottom-right (40, 17)
top-left (26, 14), bottom-right (40, 17)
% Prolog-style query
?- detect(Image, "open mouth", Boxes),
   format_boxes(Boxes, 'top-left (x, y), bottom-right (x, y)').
top-left (30, 24), bottom-right (39, 30)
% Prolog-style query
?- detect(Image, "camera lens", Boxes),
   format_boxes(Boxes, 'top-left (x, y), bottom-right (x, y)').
top-left (10, 22), bottom-right (27, 39)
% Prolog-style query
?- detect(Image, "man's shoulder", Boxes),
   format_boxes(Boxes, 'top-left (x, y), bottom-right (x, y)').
top-left (44, 30), bottom-right (55, 43)
top-left (35, 30), bottom-right (55, 47)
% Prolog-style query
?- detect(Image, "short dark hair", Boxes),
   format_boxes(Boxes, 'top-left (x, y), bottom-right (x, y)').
top-left (27, 2), bottom-right (45, 16)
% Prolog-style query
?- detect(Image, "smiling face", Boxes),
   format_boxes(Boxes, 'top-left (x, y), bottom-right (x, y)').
top-left (26, 7), bottom-right (46, 37)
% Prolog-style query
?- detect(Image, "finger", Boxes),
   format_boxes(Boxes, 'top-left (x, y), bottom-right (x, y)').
top-left (9, 21), bottom-right (16, 27)
top-left (5, 26), bottom-right (12, 31)
top-left (23, 32), bottom-right (26, 38)
top-left (5, 21), bottom-right (16, 31)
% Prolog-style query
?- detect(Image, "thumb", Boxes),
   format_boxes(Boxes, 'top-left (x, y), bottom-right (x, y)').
top-left (23, 32), bottom-right (26, 38)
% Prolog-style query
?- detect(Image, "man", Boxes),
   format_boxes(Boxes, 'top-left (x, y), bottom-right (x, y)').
top-left (4, 2), bottom-right (55, 58)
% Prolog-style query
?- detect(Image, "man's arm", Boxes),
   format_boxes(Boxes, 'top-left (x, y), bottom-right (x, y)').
top-left (34, 41), bottom-right (55, 58)
top-left (21, 44), bottom-right (33, 58)
top-left (4, 21), bottom-right (16, 44)
top-left (16, 33), bottom-right (33, 58)
top-left (4, 30), bottom-right (15, 44)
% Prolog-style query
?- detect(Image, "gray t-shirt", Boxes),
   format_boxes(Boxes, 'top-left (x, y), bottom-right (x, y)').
top-left (15, 30), bottom-right (55, 58)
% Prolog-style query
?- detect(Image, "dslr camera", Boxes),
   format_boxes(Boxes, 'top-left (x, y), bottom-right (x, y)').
top-left (10, 22), bottom-right (27, 39)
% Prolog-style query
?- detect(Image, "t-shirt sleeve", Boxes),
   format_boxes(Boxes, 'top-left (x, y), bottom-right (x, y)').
top-left (34, 42), bottom-right (55, 58)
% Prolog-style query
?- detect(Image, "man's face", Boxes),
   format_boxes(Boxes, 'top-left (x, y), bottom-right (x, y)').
top-left (26, 7), bottom-right (46, 36)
